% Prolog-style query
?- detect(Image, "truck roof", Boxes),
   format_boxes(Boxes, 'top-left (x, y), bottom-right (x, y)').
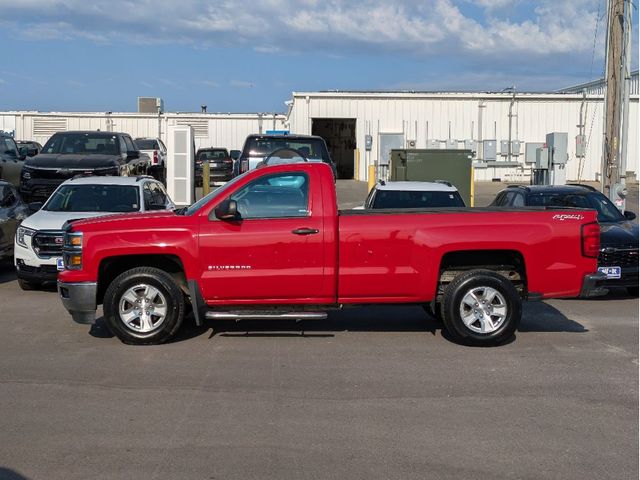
top-left (375, 181), bottom-right (458, 192)
top-left (61, 176), bottom-right (154, 186)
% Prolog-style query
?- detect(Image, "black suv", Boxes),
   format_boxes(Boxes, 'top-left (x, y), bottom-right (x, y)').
top-left (235, 134), bottom-right (336, 178)
top-left (491, 184), bottom-right (638, 295)
top-left (1, 131), bottom-right (26, 187)
top-left (20, 131), bottom-right (151, 202)
top-left (195, 148), bottom-right (233, 186)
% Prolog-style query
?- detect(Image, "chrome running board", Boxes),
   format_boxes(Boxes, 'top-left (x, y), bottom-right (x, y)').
top-left (205, 311), bottom-right (328, 320)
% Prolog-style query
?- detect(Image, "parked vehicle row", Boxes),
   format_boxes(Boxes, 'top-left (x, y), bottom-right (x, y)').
top-left (14, 175), bottom-right (174, 289)
top-left (20, 131), bottom-right (152, 203)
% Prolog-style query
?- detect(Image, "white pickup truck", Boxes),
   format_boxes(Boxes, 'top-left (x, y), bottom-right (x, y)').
top-left (135, 137), bottom-right (167, 182)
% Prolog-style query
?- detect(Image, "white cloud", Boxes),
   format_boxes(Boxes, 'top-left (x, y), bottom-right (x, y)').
top-left (0, 0), bottom-right (619, 64)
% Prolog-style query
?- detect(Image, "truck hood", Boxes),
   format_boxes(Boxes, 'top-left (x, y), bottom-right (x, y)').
top-left (69, 210), bottom-right (178, 231)
top-left (600, 221), bottom-right (639, 247)
top-left (20, 210), bottom-right (123, 231)
top-left (25, 154), bottom-right (119, 169)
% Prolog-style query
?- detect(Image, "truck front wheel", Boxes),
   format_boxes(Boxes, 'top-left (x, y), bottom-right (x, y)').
top-left (103, 267), bottom-right (184, 345)
top-left (441, 269), bottom-right (521, 347)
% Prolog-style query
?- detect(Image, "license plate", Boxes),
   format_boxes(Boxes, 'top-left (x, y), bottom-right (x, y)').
top-left (56, 258), bottom-right (65, 271)
top-left (598, 266), bottom-right (621, 279)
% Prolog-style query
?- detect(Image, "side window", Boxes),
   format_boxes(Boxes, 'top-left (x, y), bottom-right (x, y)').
top-left (229, 173), bottom-right (309, 219)
top-left (512, 193), bottom-right (525, 207)
top-left (364, 187), bottom-right (377, 208)
top-left (1, 137), bottom-right (18, 157)
top-left (492, 192), bottom-right (506, 206)
top-left (124, 136), bottom-right (136, 152)
top-left (144, 182), bottom-right (168, 210)
top-left (118, 137), bottom-right (128, 155)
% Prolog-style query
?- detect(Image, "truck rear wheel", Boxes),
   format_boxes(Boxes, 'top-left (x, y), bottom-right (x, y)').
top-left (103, 267), bottom-right (184, 345)
top-left (441, 269), bottom-right (521, 347)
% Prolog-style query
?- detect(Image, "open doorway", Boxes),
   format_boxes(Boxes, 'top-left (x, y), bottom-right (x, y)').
top-left (311, 118), bottom-right (356, 179)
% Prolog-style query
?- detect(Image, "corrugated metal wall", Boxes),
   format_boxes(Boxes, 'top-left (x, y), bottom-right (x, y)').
top-left (287, 92), bottom-right (639, 182)
top-left (0, 112), bottom-right (287, 152)
top-left (2, 92), bottom-right (637, 184)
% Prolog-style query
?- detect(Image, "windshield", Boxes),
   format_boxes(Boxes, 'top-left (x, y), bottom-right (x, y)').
top-left (135, 139), bottom-right (158, 150)
top-left (183, 172), bottom-right (248, 215)
top-left (197, 150), bottom-right (229, 160)
top-left (527, 192), bottom-right (624, 222)
top-left (244, 137), bottom-right (330, 161)
top-left (372, 190), bottom-right (466, 208)
top-left (44, 185), bottom-right (140, 213)
top-left (42, 133), bottom-right (120, 155)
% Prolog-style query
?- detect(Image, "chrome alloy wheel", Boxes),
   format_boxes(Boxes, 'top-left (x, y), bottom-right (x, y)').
top-left (459, 286), bottom-right (508, 334)
top-left (118, 283), bottom-right (168, 333)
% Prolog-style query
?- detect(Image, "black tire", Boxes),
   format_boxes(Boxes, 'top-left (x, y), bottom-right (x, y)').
top-left (627, 286), bottom-right (639, 297)
top-left (17, 278), bottom-right (42, 291)
top-left (103, 267), bottom-right (184, 345)
top-left (441, 269), bottom-right (521, 347)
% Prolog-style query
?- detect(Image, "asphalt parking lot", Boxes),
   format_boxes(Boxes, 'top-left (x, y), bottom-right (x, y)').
top-left (0, 182), bottom-right (637, 480)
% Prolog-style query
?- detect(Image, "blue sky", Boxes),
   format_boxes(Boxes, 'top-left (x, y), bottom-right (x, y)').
top-left (0, 0), bottom-right (636, 113)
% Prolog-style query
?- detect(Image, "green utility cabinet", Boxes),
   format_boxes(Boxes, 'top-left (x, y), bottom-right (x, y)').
top-left (389, 149), bottom-right (474, 206)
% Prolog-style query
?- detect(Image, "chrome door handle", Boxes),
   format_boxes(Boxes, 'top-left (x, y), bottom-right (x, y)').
top-left (292, 228), bottom-right (319, 235)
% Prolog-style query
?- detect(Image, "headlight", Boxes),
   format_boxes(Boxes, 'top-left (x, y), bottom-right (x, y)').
top-left (16, 226), bottom-right (36, 248)
top-left (63, 232), bottom-right (83, 270)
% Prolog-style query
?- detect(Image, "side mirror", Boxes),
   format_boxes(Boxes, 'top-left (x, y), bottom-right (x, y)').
top-left (18, 146), bottom-right (28, 156)
top-left (27, 148), bottom-right (38, 157)
top-left (212, 199), bottom-right (239, 221)
top-left (28, 201), bottom-right (43, 212)
top-left (126, 150), bottom-right (140, 160)
top-left (624, 210), bottom-right (636, 221)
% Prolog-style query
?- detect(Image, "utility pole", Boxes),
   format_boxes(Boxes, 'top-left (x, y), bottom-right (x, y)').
top-left (602, 0), bottom-right (632, 211)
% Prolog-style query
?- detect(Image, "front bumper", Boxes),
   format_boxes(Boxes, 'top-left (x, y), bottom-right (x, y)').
top-left (58, 281), bottom-right (98, 324)
top-left (579, 272), bottom-right (609, 298)
top-left (597, 267), bottom-right (639, 289)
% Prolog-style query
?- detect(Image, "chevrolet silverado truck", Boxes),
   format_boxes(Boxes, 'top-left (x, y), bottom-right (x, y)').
top-left (20, 131), bottom-right (151, 203)
top-left (57, 162), bottom-right (605, 346)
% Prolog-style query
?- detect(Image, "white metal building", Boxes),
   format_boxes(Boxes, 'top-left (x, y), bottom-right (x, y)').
top-left (0, 111), bottom-right (286, 153)
top-left (1, 81), bottom-right (637, 183)
top-left (285, 89), bottom-right (639, 182)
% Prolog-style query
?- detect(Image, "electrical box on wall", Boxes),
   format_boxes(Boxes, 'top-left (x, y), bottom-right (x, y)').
top-left (525, 142), bottom-right (544, 163)
top-left (546, 132), bottom-right (568, 165)
top-left (364, 134), bottom-right (373, 151)
top-left (445, 139), bottom-right (457, 149)
top-left (500, 140), bottom-right (509, 156)
top-left (483, 140), bottom-right (497, 161)
top-left (536, 147), bottom-right (549, 169)
top-left (427, 139), bottom-right (440, 149)
top-left (406, 139), bottom-right (416, 148)
top-left (511, 140), bottom-right (521, 156)
top-left (575, 134), bottom-right (586, 157)
top-left (463, 140), bottom-right (476, 153)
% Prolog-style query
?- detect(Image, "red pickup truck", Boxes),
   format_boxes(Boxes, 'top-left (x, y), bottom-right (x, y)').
top-left (57, 162), bottom-right (604, 346)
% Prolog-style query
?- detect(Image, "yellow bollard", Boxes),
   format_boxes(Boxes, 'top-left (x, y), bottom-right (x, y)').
top-left (354, 149), bottom-right (360, 180)
top-left (202, 162), bottom-right (211, 196)
top-left (368, 165), bottom-right (376, 192)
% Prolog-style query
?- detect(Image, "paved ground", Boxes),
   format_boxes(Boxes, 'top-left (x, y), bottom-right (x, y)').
top-left (0, 181), bottom-right (637, 480)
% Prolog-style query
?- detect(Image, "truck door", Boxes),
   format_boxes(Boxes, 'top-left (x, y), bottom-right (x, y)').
top-left (198, 171), bottom-right (330, 303)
